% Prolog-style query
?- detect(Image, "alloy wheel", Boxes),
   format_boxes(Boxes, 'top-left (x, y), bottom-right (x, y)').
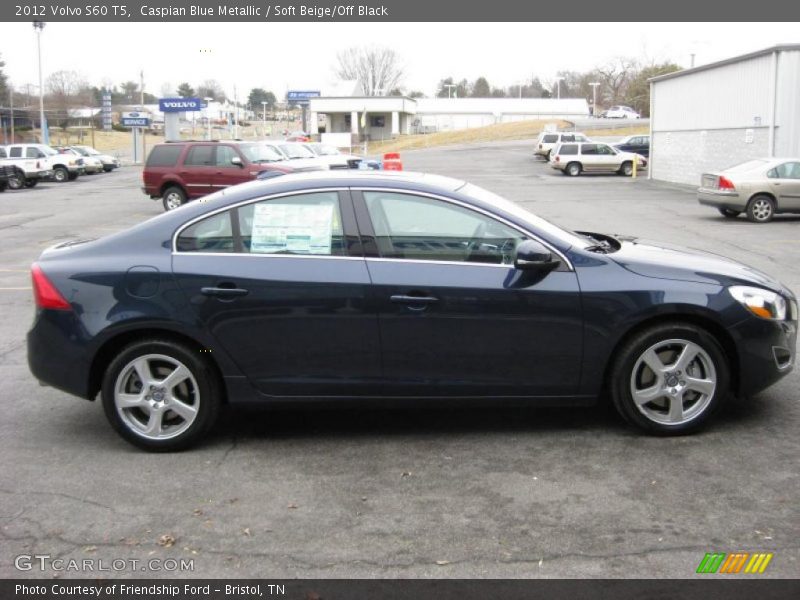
top-left (749, 198), bottom-right (773, 222)
top-left (114, 354), bottom-right (200, 440)
top-left (629, 339), bottom-right (716, 426)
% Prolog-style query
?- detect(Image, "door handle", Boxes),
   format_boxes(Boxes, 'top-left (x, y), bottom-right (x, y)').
top-left (201, 286), bottom-right (249, 298)
top-left (390, 294), bottom-right (439, 304)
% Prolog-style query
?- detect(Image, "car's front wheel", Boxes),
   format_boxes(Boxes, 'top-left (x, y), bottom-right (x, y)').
top-left (101, 339), bottom-right (221, 451)
top-left (718, 208), bottom-right (741, 218)
top-left (746, 194), bottom-right (775, 223)
top-left (609, 322), bottom-right (729, 435)
top-left (53, 167), bottom-right (69, 183)
top-left (619, 161), bottom-right (633, 176)
top-left (162, 186), bottom-right (187, 211)
top-left (566, 162), bottom-right (582, 177)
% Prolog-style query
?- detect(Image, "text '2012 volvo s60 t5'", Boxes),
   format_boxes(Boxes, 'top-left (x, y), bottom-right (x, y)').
top-left (27, 172), bottom-right (797, 450)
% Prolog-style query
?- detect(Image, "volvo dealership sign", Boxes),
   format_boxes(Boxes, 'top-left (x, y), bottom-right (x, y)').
top-left (159, 97), bottom-right (203, 112)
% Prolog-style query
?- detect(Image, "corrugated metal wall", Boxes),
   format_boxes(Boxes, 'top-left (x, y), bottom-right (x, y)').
top-left (652, 54), bottom-right (774, 132)
top-left (775, 51), bottom-right (800, 157)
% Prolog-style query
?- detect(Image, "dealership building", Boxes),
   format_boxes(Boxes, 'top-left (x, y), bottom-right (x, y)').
top-left (308, 96), bottom-right (589, 140)
top-left (649, 44), bottom-right (800, 185)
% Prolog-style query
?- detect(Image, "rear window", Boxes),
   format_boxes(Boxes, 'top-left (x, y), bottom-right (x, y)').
top-left (146, 145), bottom-right (183, 167)
top-left (0, 148), bottom-right (5, 158)
top-left (176, 211), bottom-right (234, 253)
top-left (559, 144), bottom-right (578, 155)
top-left (542, 134), bottom-right (558, 143)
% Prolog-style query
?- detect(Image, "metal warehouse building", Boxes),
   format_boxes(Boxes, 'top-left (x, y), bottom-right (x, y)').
top-left (649, 44), bottom-right (800, 185)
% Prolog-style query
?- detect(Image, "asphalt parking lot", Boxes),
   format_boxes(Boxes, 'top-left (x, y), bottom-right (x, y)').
top-left (1, 142), bottom-right (798, 579)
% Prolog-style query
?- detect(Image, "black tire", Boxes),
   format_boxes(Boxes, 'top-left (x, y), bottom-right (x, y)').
top-left (7, 174), bottom-right (24, 190)
top-left (103, 166), bottom-right (114, 172)
top-left (718, 208), bottom-right (740, 218)
top-left (0, 182), bottom-right (6, 192)
top-left (67, 171), bottom-right (79, 181)
top-left (566, 162), bottom-right (582, 177)
top-left (24, 179), bottom-right (38, 188)
top-left (162, 186), bottom-right (187, 211)
top-left (619, 161), bottom-right (633, 176)
top-left (53, 167), bottom-right (69, 183)
top-left (101, 339), bottom-right (222, 452)
top-left (609, 322), bottom-right (730, 435)
top-left (746, 194), bottom-right (775, 223)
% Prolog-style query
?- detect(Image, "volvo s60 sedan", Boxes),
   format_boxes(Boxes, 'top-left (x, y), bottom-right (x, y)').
top-left (27, 172), bottom-right (797, 451)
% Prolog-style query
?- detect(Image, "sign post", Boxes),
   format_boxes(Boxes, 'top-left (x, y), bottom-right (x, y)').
top-left (122, 111), bottom-right (151, 164)
top-left (287, 91), bottom-right (321, 135)
top-left (159, 97), bottom-right (203, 141)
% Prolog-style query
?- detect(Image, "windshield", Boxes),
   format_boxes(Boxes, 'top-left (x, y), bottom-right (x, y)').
top-left (316, 144), bottom-right (340, 156)
top-left (460, 183), bottom-right (590, 249)
top-left (279, 144), bottom-right (315, 159)
top-left (75, 146), bottom-right (101, 155)
top-left (72, 147), bottom-right (90, 156)
top-left (240, 143), bottom-right (285, 163)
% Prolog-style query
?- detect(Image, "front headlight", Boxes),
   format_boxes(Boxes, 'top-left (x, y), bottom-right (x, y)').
top-left (729, 286), bottom-right (787, 320)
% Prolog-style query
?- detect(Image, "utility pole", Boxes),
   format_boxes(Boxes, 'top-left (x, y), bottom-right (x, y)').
top-left (140, 69), bottom-right (146, 161)
top-left (589, 82), bottom-right (600, 117)
top-left (261, 101), bottom-right (267, 138)
top-left (33, 21), bottom-right (46, 144)
top-left (555, 76), bottom-right (565, 100)
top-left (690, 53), bottom-right (696, 68)
top-left (9, 88), bottom-right (14, 143)
top-left (444, 84), bottom-right (456, 98)
top-left (234, 85), bottom-right (239, 139)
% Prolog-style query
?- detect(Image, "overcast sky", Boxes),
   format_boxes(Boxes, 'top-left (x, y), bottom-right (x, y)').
top-left (2, 22), bottom-right (798, 99)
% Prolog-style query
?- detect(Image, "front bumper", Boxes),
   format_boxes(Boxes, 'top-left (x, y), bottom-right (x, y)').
top-left (732, 312), bottom-right (797, 396)
top-left (698, 188), bottom-right (744, 211)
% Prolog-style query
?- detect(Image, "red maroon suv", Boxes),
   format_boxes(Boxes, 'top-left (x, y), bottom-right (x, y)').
top-left (142, 141), bottom-right (318, 211)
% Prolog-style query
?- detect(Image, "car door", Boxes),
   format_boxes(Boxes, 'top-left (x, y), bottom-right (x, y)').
top-left (771, 162), bottom-right (800, 211)
top-left (212, 144), bottom-right (251, 191)
top-left (172, 189), bottom-right (381, 397)
top-left (352, 189), bottom-right (583, 398)
top-left (595, 144), bottom-right (620, 172)
top-left (580, 144), bottom-right (601, 171)
top-left (179, 144), bottom-right (215, 197)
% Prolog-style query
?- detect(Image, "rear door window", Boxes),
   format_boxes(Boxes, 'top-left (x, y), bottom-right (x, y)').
top-left (581, 144), bottom-right (599, 155)
top-left (9, 147), bottom-right (22, 158)
top-left (542, 134), bottom-right (558, 143)
top-left (559, 144), bottom-right (578, 155)
top-left (176, 211), bottom-right (234, 253)
top-left (184, 146), bottom-right (214, 166)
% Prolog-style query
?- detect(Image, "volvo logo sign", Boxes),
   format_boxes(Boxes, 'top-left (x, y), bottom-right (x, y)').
top-left (159, 97), bottom-right (203, 112)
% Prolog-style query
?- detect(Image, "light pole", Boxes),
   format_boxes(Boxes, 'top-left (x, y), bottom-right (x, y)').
top-left (555, 76), bottom-right (565, 100)
top-left (204, 96), bottom-right (213, 140)
top-left (589, 82), bottom-right (600, 116)
top-left (261, 101), bottom-right (268, 137)
top-left (33, 21), bottom-right (46, 144)
top-left (444, 84), bottom-right (456, 98)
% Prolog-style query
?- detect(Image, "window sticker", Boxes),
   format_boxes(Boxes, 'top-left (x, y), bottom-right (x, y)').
top-left (251, 202), bottom-right (334, 255)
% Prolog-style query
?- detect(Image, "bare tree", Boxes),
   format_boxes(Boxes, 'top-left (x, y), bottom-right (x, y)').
top-left (594, 57), bottom-right (639, 105)
top-left (196, 79), bottom-right (226, 101)
top-left (335, 46), bottom-right (403, 96)
top-left (46, 70), bottom-right (89, 125)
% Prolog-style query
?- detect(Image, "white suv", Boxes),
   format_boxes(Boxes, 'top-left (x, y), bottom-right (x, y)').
top-left (534, 131), bottom-right (590, 160)
top-left (4, 143), bottom-right (83, 182)
top-left (550, 141), bottom-right (647, 177)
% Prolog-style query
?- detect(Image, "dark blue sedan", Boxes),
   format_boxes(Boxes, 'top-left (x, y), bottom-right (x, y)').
top-left (27, 172), bottom-right (797, 450)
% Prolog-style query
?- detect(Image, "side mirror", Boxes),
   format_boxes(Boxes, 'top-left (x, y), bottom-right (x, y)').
top-left (231, 156), bottom-right (243, 167)
top-left (514, 240), bottom-right (561, 272)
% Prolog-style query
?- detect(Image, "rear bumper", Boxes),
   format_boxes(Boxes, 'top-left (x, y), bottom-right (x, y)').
top-left (698, 189), bottom-right (745, 211)
top-left (27, 310), bottom-right (93, 400)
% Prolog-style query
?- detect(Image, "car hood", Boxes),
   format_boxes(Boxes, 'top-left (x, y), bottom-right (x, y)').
top-left (609, 236), bottom-right (784, 293)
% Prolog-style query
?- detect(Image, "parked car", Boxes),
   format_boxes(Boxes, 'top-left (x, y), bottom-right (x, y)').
top-left (54, 146), bottom-right (103, 174)
top-left (0, 164), bottom-right (25, 192)
top-left (27, 171), bottom-right (797, 450)
top-left (302, 142), bottom-right (362, 169)
top-left (534, 131), bottom-right (590, 160)
top-left (0, 145), bottom-right (54, 188)
top-left (142, 141), bottom-right (309, 211)
top-left (3, 143), bottom-right (82, 182)
top-left (71, 145), bottom-right (121, 171)
top-left (261, 141), bottom-right (330, 171)
top-left (550, 142), bottom-right (647, 176)
top-left (285, 131), bottom-right (311, 142)
top-left (612, 134), bottom-right (650, 158)
top-left (697, 158), bottom-right (800, 223)
top-left (604, 106), bottom-right (641, 119)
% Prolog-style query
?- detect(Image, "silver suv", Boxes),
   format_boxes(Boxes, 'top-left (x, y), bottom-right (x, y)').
top-left (534, 131), bottom-right (590, 160)
top-left (550, 142), bottom-right (647, 177)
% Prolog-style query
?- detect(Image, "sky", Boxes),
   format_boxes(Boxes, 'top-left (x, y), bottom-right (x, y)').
top-left (1, 22), bottom-right (799, 100)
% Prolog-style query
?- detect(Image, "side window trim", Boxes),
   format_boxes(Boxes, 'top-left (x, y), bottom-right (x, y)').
top-left (350, 187), bottom-right (573, 271)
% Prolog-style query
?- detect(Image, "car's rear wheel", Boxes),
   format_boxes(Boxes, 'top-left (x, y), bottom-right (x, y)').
top-left (162, 186), bottom-right (187, 211)
top-left (609, 322), bottom-right (729, 435)
top-left (718, 208), bottom-right (740, 218)
top-left (101, 339), bottom-right (221, 451)
top-left (566, 162), bottom-right (582, 177)
top-left (7, 174), bottom-right (24, 189)
top-left (67, 171), bottom-right (79, 181)
top-left (619, 161), bottom-right (633, 176)
top-left (746, 195), bottom-right (775, 223)
top-left (53, 167), bottom-right (68, 183)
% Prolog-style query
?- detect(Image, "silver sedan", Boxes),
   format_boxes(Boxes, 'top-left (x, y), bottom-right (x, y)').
top-left (697, 158), bottom-right (800, 223)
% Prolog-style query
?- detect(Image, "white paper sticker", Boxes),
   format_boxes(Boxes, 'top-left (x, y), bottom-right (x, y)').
top-left (251, 202), bottom-right (334, 255)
